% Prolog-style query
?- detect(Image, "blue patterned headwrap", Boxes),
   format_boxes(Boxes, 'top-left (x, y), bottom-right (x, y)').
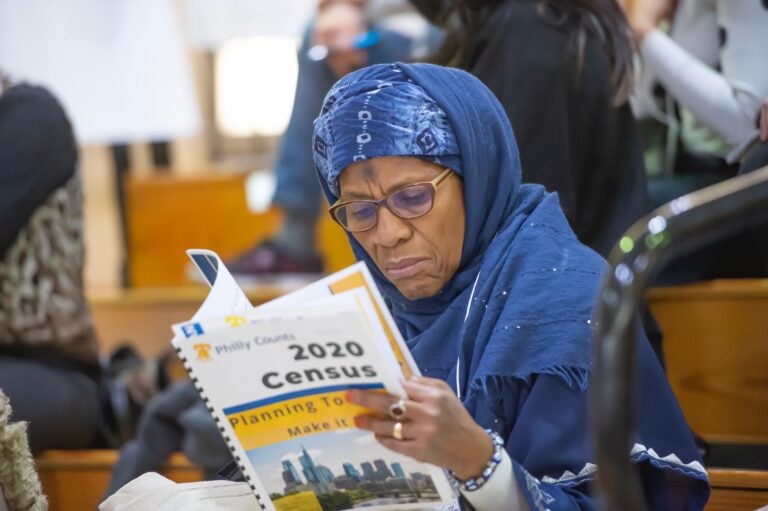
top-left (313, 63), bottom-right (604, 402)
top-left (313, 67), bottom-right (462, 196)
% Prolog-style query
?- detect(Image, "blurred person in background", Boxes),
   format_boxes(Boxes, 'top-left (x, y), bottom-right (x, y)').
top-left (740, 97), bottom-right (768, 173)
top-left (625, 0), bottom-right (768, 200)
top-left (0, 0), bottom-right (202, 288)
top-left (408, 0), bottom-right (667, 360)
top-left (0, 74), bottom-right (106, 453)
top-left (101, 378), bottom-right (232, 502)
top-left (745, 97), bottom-right (768, 172)
top-left (412, 0), bottom-right (651, 259)
top-left (624, 0), bottom-right (768, 281)
top-left (227, 0), bottom-right (436, 281)
top-left (761, 99), bottom-right (768, 142)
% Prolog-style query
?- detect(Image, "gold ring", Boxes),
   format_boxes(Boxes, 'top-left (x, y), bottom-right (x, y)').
top-left (393, 421), bottom-right (404, 441)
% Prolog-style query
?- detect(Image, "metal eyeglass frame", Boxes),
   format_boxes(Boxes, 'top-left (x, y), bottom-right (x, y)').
top-left (329, 167), bottom-right (453, 233)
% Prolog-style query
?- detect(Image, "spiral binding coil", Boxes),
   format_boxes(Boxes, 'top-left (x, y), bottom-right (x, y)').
top-left (174, 345), bottom-right (266, 509)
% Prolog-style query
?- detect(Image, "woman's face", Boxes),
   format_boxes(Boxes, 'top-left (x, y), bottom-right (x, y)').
top-left (338, 156), bottom-right (465, 300)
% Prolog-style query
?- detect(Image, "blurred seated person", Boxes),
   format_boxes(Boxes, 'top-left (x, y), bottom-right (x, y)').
top-left (407, 0), bottom-right (669, 362)
top-left (626, 0), bottom-right (768, 202)
top-left (313, 63), bottom-right (709, 510)
top-left (743, 97), bottom-right (768, 173)
top-left (625, 0), bottom-right (768, 281)
top-left (413, 0), bottom-right (651, 260)
top-left (0, 75), bottom-right (105, 453)
top-left (101, 379), bottom-right (232, 501)
top-left (227, 0), bottom-right (435, 281)
top-left (737, 98), bottom-right (768, 271)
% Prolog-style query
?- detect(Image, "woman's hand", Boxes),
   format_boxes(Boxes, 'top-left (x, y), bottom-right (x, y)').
top-left (622, 0), bottom-right (678, 42)
top-left (347, 376), bottom-right (493, 481)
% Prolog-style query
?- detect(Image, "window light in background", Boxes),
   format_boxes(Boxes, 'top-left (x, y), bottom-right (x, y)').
top-left (215, 36), bottom-right (299, 137)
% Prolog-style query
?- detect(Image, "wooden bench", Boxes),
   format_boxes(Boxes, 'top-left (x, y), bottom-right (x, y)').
top-left (707, 468), bottom-right (768, 510)
top-left (126, 171), bottom-right (355, 287)
top-left (36, 450), bottom-right (203, 511)
top-left (647, 279), bottom-right (768, 445)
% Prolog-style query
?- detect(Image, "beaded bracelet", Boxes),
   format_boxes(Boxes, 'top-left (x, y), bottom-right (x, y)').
top-left (447, 429), bottom-right (505, 492)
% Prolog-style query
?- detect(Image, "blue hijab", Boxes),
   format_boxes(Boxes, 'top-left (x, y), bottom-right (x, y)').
top-left (313, 63), bottom-right (604, 401)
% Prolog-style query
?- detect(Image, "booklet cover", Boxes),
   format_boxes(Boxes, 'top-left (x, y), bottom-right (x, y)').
top-left (171, 250), bottom-right (456, 511)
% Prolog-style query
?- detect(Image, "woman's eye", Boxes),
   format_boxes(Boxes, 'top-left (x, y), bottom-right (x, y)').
top-left (349, 203), bottom-right (376, 220)
top-left (394, 187), bottom-right (430, 207)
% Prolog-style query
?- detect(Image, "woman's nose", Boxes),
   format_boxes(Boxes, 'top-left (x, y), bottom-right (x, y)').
top-left (373, 206), bottom-right (411, 247)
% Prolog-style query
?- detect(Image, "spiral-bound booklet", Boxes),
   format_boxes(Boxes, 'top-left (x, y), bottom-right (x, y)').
top-left (170, 250), bottom-right (456, 511)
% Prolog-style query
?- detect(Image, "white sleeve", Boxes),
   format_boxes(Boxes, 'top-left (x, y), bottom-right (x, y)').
top-left (460, 449), bottom-right (530, 511)
top-left (639, 1), bottom-right (768, 150)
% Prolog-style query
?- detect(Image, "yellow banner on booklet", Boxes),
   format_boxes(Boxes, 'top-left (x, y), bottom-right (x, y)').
top-left (226, 390), bottom-right (373, 450)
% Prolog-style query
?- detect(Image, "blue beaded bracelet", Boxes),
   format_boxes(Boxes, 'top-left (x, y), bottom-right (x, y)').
top-left (448, 429), bottom-right (505, 492)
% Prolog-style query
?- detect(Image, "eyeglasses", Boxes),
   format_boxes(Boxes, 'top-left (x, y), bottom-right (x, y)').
top-left (329, 168), bottom-right (453, 233)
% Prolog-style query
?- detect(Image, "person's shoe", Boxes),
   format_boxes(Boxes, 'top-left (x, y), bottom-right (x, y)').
top-left (225, 240), bottom-right (324, 285)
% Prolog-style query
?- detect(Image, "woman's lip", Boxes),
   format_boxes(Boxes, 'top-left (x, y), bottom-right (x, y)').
top-left (385, 258), bottom-right (427, 279)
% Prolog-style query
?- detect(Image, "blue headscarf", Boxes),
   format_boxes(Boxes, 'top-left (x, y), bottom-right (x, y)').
top-left (312, 64), bottom-right (711, 509)
top-left (313, 63), bottom-right (605, 401)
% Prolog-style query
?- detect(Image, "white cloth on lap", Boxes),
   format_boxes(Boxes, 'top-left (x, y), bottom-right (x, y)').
top-left (99, 472), bottom-right (259, 511)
